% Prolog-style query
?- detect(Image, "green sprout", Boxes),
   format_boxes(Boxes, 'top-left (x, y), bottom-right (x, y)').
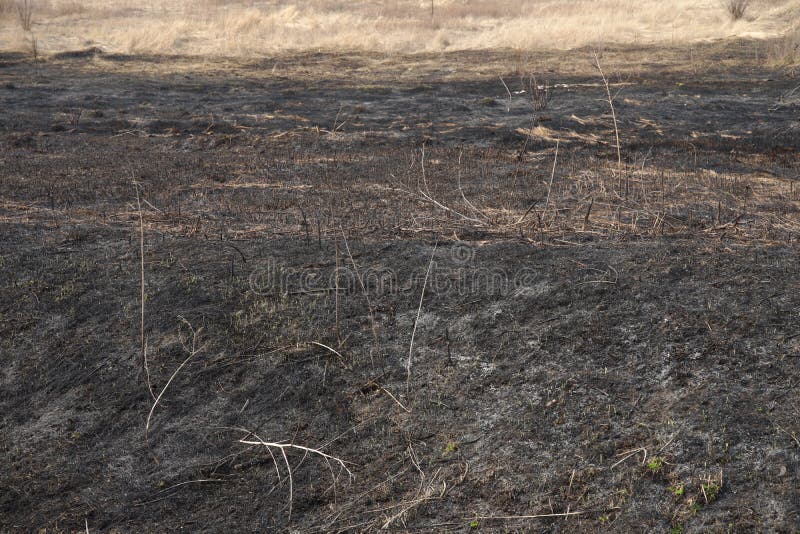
top-left (702, 482), bottom-right (721, 503)
top-left (668, 484), bottom-right (684, 497)
top-left (646, 456), bottom-right (664, 473)
top-left (442, 441), bottom-right (458, 457)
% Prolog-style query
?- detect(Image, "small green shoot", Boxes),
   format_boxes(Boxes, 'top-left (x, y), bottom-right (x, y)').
top-left (701, 481), bottom-right (721, 503)
top-left (668, 484), bottom-right (684, 497)
top-left (442, 441), bottom-right (459, 457)
top-left (646, 456), bottom-right (665, 473)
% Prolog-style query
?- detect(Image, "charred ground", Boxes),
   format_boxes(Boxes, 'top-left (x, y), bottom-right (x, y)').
top-left (1, 40), bottom-right (799, 532)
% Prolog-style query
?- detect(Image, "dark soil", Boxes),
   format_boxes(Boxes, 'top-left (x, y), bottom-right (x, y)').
top-left (1, 41), bottom-right (799, 532)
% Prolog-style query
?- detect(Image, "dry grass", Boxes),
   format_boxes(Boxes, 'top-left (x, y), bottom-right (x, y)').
top-left (0, 0), bottom-right (13, 17)
top-left (0, 0), bottom-right (797, 55)
top-left (16, 0), bottom-right (33, 30)
top-left (725, 0), bottom-right (751, 21)
top-left (1, 0), bottom-right (35, 31)
top-left (401, 144), bottom-right (800, 244)
top-left (770, 24), bottom-right (800, 67)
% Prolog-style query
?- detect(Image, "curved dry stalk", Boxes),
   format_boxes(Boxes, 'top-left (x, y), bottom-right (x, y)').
top-left (145, 318), bottom-right (204, 439)
top-left (379, 384), bottom-right (412, 413)
top-left (592, 50), bottom-right (622, 174)
top-left (499, 75), bottom-right (512, 112)
top-left (417, 145), bottom-right (484, 225)
top-left (406, 241), bottom-right (438, 400)
top-left (611, 446), bottom-right (648, 469)
top-left (308, 340), bottom-right (345, 360)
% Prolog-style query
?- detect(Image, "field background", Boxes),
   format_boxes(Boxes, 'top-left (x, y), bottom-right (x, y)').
top-left (1, 0), bottom-right (800, 56)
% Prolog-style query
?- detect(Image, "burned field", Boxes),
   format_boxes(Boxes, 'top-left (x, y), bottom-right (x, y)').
top-left (1, 41), bottom-right (800, 531)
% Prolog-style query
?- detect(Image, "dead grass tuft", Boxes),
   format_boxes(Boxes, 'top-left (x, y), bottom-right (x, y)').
top-left (724, 0), bottom-right (750, 21)
top-left (771, 25), bottom-right (800, 68)
top-left (15, 0), bottom-right (34, 31)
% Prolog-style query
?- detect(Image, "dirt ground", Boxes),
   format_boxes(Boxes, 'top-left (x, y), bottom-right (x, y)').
top-left (1, 40), bottom-right (800, 532)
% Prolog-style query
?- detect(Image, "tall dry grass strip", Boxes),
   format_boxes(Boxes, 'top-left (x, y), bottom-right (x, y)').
top-left (3, 0), bottom-right (794, 56)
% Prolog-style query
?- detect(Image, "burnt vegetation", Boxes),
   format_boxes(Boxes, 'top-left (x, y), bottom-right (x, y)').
top-left (1, 38), bottom-right (800, 532)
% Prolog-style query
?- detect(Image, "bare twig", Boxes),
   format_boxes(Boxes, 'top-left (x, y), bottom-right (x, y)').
top-left (334, 237), bottom-right (341, 342)
top-left (724, 0), bottom-right (750, 21)
top-left (526, 71), bottom-right (552, 117)
top-left (379, 384), bottom-right (412, 413)
top-left (238, 429), bottom-right (354, 521)
top-left (611, 446), bottom-right (648, 469)
top-left (380, 468), bottom-right (444, 529)
top-left (16, 0), bottom-right (34, 31)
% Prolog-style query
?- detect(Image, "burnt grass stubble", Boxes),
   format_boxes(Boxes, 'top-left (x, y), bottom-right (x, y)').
top-left (1, 41), bottom-right (799, 532)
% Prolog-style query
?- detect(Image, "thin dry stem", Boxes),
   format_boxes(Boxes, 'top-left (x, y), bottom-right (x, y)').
top-left (469, 510), bottom-right (590, 521)
top-left (334, 237), bottom-right (341, 342)
top-left (145, 317), bottom-right (204, 439)
top-left (457, 149), bottom-right (489, 222)
top-left (406, 240), bottom-right (438, 400)
top-left (134, 181), bottom-right (155, 401)
top-left (592, 50), bottom-right (622, 174)
top-left (418, 145), bottom-right (484, 225)
top-left (340, 226), bottom-right (379, 360)
top-left (542, 139), bottom-right (560, 224)
top-left (308, 340), bottom-right (345, 360)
